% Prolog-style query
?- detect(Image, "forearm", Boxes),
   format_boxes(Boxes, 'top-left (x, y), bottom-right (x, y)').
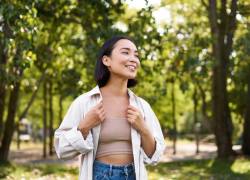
top-left (140, 126), bottom-right (156, 158)
top-left (54, 127), bottom-right (94, 159)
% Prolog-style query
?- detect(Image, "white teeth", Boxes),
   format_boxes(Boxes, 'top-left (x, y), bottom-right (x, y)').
top-left (126, 65), bottom-right (136, 71)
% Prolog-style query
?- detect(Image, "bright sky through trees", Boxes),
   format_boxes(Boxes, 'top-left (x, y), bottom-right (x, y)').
top-left (126, 0), bottom-right (171, 25)
top-left (126, 0), bottom-right (161, 8)
top-left (121, 0), bottom-right (171, 35)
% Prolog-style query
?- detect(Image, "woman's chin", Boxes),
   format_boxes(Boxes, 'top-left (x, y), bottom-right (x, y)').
top-left (116, 71), bottom-right (137, 80)
top-left (127, 72), bottom-right (137, 78)
top-left (126, 74), bottom-right (137, 79)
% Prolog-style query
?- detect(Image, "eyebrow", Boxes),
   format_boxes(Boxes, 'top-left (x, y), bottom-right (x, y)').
top-left (120, 47), bottom-right (138, 53)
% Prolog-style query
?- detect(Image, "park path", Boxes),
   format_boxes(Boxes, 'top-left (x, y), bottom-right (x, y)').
top-left (9, 141), bottom-right (231, 167)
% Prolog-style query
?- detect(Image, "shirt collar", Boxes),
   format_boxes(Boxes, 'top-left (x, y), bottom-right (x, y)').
top-left (88, 85), bottom-right (136, 99)
top-left (127, 88), bottom-right (135, 99)
top-left (87, 85), bottom-right (101, 97)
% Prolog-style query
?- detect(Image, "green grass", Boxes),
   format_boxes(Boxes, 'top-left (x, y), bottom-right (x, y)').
top-left (147, 158), bottom-right (250, 180)
top-left (1, 158), bottom-right (250, 180)
top-left (0, 162), bottom-right (78, 179)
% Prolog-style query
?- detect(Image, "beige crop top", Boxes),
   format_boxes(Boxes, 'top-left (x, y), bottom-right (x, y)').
top-left (96, 117), bottom-right (133, 158)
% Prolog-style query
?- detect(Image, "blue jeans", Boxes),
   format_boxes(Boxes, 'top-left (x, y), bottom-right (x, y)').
top-left (93, 160), bottom-right (136, 180)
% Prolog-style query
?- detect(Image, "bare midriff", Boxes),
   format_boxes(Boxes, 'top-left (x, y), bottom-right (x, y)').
top-left (96, 154), bottom-right (134, 165)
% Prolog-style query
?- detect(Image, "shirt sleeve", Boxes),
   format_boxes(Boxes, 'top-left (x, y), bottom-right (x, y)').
top-left (139, 99), bottom-right (166, 165)
top-left (54, 97), bottom-right (94, 159)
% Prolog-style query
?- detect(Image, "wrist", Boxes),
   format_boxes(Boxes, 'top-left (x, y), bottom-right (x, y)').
top-left (77, 125), bottom-right (90, 137)
top-left (139, 125), bottom-right (150, 136)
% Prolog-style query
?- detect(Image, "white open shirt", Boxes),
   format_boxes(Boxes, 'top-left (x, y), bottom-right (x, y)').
top-left (54, 86), bottom-right (166, 180)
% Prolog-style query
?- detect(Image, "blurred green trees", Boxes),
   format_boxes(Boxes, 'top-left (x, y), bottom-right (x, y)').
top-left (0, 0), bottom-right (250, 161)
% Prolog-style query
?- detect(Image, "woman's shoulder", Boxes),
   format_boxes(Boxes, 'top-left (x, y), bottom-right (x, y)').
top-left (129, 89), bottom-right (150, 109)
top-left (136, 96), bottom-right (149, 107)
top-left (72, 86), bottom-right (99, 105)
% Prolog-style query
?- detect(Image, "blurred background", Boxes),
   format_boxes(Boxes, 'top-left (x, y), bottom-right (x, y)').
top-left (0, 0), bottom-right (250, 179)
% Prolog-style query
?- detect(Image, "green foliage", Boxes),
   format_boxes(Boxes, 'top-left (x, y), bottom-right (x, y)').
top-left (230, 22), bottom-right (250, 116)
top-left (0, 0), bottom-right (39, 86)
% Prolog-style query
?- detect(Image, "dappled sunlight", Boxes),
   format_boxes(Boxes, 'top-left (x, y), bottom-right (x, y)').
top-left (231, 158), bottom-right (250, 174)
top-left (147, 158), bottom-right (250, 179)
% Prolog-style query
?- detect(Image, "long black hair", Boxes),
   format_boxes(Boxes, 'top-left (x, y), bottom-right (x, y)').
top-left (94, 35), bottom-right (138, 88)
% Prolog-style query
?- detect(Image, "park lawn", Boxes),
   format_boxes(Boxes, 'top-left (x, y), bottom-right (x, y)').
top-left (147, 158), bottom-right (250, 180)
top-left (1, 158), bottom-right (250, 180)
top-left (0, 162), bottom-right (78, 180)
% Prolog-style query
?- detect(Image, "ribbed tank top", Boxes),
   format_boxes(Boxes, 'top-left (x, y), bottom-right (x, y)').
top-left (96, 117), bottom-right (133, 158)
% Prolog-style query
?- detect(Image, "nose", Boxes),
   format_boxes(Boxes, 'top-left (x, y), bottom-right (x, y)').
top-left (128, 55), bottom-right (140, 65)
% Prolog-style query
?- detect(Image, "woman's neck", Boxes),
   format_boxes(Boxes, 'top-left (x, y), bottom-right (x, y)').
top-left (100, 78), bottom-right (128, 97)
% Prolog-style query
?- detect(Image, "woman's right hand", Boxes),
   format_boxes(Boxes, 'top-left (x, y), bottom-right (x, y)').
top-left (78, 101), bottom-right (105, 138)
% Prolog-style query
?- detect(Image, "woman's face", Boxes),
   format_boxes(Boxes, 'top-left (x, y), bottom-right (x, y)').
top-left (103, 39), bottom-right (140, 80)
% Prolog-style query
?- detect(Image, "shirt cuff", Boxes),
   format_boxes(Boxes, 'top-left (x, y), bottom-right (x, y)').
top-left (64, 126), bottom-right (93, 154)
top-left (141, 138), bottom-right (166, 165)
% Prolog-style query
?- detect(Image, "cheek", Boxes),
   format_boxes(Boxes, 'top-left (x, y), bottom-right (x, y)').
top-left (116, 58), bottom-right (128, 66)
top-left (137, 60), bottom-right (140, 66)
top-left (111, 54), bottom-right (127, 64)
top-left (133, 59), bottom-right (140, 68)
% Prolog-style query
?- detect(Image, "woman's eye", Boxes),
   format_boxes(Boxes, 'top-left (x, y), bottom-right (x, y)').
top-left (122, 52), bottom-right (129, 54)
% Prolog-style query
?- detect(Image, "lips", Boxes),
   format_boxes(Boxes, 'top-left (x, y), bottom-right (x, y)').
top-left (125, 65), bottom-right (136, 71)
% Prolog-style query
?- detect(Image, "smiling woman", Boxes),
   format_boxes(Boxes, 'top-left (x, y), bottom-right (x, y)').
top-left (54, 35), bottom-right (166, 180)
top-left (95, 37), bottom-right (140, 88)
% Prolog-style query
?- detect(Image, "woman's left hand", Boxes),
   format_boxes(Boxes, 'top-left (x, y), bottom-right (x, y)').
top-left (127, 105), bottom-right (156, 157)
top-left (126, 105), bottom-right (147, 133)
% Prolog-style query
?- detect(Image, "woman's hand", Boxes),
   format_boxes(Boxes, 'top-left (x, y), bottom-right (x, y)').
top-left (126, 105), bottom-right (147, 134)
top-left (127, 105), bottom-right (156, 157)
top-left (78, 101), bottom-right (105, 138)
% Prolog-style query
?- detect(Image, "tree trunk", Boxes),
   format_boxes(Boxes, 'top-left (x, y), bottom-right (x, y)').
top-left (43, 82), bottom-right (48, 158)
top-left (0, 81), bottom-right (21, 162)
top-left (193, 86), bottom-right (199, 154)
top-left (242, 77), bottom-right (250, 155)
top-left (196, 80), bottom-right (210, 122)
top-left (16, 118), bottom-right (20, 150)
top-left (0, 86), bottom-right (6, 141)
top-left (0, 47), bottom-right (22, 162)
top-left (58, 94), bottom-right (63, 126)
top-left (0, 71), bottom-right (6, 142)
top-left (48, 80), bottom-right (54, 156)
top-left (0, 20), bottom-right (10, 141)
top-left (17, 72), bottom-right (45, 149)
top-left (207, 0), bottom-right (237, 158)
top-left (212, 57), bottom-right (234, 157)
top-left (171, 79), bottom-right (177, 154)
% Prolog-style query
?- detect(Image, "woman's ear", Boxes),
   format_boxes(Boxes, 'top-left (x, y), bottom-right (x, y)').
top-left (102, 55), bottom-right (111, 67)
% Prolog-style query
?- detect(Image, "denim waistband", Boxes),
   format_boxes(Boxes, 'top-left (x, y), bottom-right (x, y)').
top-left (93, 160), bottom-right (134, 170)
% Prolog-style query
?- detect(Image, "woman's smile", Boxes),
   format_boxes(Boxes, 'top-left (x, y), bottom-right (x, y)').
top-left (125, 65), bottom-right (137, 71)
